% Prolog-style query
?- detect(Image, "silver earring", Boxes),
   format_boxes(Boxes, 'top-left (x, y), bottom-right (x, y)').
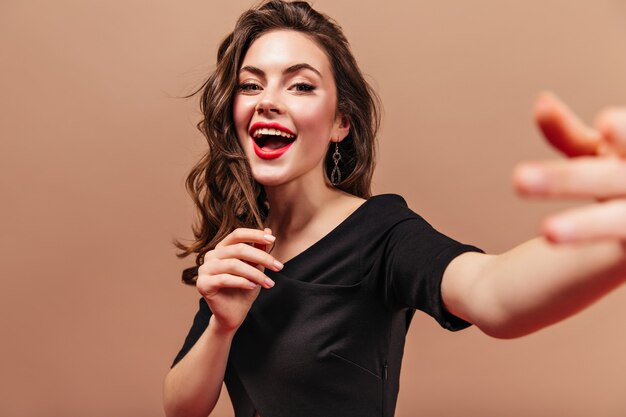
top-left (330, 142), bottom-right (341, 185)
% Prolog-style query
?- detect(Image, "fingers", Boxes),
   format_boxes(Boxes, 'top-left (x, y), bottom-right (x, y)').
top-left (595, 107), bottom-right (626, 157)
top-left (251, 227), bottom-right (273, 256)
top-left (534, 92), bottom-right (602, 157)
top-left (214, 242), bottom-right (283, 272)
top-left (542, 200), bottom-right (626, 243)
top-left (216, 227), bottom-right (276, 248)
top-left (199, 227), bottom-right (281, 294)
top-left (514, 157), bottom-right (626, 199)
top-left (525, 96), bottom-right (626, 244)
top-left (200, 257), bottom-right (275, 289)
top-left (214, 227), bottom-right (279, 271)
top-left (197, 274), bottom-right (260, 294)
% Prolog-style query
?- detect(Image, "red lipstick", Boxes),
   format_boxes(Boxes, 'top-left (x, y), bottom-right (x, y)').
top-left (249, 122), bottom-right (297, 160)
top-left (252, 140), bottom-right (294, 160)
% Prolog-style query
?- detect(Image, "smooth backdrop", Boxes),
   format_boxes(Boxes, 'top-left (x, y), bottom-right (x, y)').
top-left (2, 1), bottom-right (626, 416)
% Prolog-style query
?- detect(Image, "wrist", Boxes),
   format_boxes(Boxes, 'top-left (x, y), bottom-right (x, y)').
top-left (207, 316), bottom-right (239, 339)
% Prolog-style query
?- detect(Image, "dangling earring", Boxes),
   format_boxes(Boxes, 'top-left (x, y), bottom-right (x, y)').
top-left (330, 142), bottom-right (341, 185)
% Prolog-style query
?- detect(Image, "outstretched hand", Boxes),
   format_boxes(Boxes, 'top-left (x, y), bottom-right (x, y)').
top-left (514, 92), bottom-right (626, 243)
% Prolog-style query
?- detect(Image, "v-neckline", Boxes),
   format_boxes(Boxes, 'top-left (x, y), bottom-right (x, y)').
top-left (267, 195), bottom-right (382, 270)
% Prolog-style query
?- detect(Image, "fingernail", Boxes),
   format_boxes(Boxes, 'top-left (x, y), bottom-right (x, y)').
top-left (264, 234), bottom-right (276, 242)
top-left (264, 278), bottom-right (275, 288)
top-left (273, 260), bottom-right (284, 270)
top-left (547, 218), bottom-right (577, 243)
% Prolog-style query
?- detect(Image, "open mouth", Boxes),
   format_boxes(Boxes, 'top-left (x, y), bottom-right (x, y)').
top-left (252, 127), bottom-right (297, 151)
top-left (248, 123), bottom-right (298, 160)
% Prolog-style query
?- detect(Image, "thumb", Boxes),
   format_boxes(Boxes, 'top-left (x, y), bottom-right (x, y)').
top-left (534, 92), bottom-right (602, 157)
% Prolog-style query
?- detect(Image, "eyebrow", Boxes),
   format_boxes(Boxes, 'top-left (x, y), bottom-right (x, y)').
top-left (239, 63), bottom-right (323, 78)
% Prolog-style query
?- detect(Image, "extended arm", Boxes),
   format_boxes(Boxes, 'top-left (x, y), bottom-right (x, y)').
top-left (442, 93), bottom-right (626, 339)
top-left (442, 239), bottom-right (626, 338)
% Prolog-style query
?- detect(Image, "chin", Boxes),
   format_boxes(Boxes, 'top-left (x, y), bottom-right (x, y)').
top-left (255, 176), bottom-right (296, 188)
top-left (249, 168), bottom-right (290, 187)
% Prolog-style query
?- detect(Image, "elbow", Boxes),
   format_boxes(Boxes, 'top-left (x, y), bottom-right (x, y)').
top-left (163, 372), bottom-right (183, 417)
top-left (461, 269), bottom-right (545, 339)
top-left (163, 392), bottom-right (201, 417)
top-left (470, 288), bottom-right (568, 339)
top-left (163, 370), bottom-right (214, 417)
top-left (464, 293), bottom-right (534, 339)
top-left (472, 310), bottom-right (548, 339)
top-left (476, 322), bottom-right (532, 339)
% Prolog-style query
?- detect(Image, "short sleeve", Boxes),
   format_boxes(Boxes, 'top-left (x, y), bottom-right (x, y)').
top-left (171, 297), bottom-right (213, 368)
top-left (384, 217), bottom-right (483, 331)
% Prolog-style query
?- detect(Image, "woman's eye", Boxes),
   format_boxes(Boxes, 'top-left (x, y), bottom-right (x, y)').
top-left (292, 83), bottom-right (315, 92)
top-left (237, 83), bottom-right (261, 92)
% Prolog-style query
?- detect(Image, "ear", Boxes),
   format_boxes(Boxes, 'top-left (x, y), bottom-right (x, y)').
top-left (332, 114), bottom-right (351, 142)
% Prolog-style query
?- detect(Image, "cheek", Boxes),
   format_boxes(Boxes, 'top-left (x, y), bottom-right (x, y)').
top-left (232, 96), bottom-right (256, 139)
top-left (291, 97), bottom-right (336, 139)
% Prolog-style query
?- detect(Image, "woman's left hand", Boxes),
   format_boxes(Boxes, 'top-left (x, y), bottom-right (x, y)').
top-left (514, 92), bottom-right (626, 243)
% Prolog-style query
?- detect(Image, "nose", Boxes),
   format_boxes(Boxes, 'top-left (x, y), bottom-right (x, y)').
top-left (255, 89), bottom-right (284, 115)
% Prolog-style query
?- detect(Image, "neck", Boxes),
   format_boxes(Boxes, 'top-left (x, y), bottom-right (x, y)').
top-left (264, 174), bottom-right (342, 238)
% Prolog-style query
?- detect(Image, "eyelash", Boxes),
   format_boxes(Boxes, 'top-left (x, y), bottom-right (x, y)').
top-left (237, 83), bottom-right (261, 92)
top-left (236, 82), bottom-right (316, 93)
top-left (292, 83), bottom-right (315, 92)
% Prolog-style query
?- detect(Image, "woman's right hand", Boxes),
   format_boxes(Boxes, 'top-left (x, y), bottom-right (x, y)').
top-left (196, 227), bottom-right (283, 333)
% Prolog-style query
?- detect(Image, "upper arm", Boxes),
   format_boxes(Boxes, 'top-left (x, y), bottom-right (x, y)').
top-left (384, 218), bottom-right (484, 330)
top-left (441, 251), bottom-right (496, 326)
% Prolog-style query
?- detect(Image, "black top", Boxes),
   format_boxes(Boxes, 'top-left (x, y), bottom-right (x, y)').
top-left (171, 194), bottom-right (483, 417)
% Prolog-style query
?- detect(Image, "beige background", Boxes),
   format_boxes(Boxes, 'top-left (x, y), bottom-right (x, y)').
top-left (2, 1), bottom-right (626, 416)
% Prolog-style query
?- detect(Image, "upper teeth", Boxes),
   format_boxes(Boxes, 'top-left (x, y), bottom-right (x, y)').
top-left (252, 128), bottom-right (295, 139)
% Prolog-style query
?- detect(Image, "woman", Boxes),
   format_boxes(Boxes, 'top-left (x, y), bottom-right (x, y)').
top-left (163, 1), bottom-right (626, 416)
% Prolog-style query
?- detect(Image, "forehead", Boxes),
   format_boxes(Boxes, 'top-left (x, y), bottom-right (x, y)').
top-left (241, 30), bottom-right (332, 74)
